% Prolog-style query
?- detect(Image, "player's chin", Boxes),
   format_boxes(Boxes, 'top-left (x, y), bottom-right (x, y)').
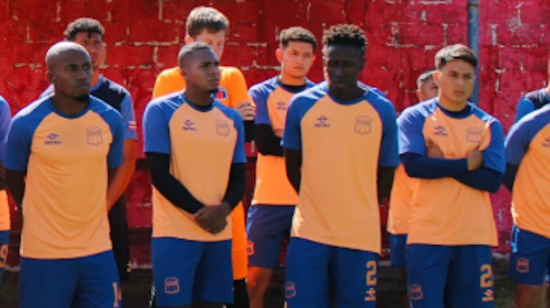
top-left (207, 86), bottom-right (219, 95)
top-left (74, 93), bottom-right (90, 103)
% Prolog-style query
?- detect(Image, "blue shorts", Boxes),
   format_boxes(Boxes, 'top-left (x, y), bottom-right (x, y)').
top-left (152, 237), bottom-right (233, 306)
top-left (285, 237), bottom-right (378, 308)
top-left (19, 250), bottom-right (121, 308)
top-left (406, 244), bottom-right (494, 308)
top-left (390, 234), bottom-right (407, 268)
top-left (509, 225), bottom-right (550, 285)
top-left (247, 205), bottom-right (295, 268)
top-left (0, 231), bottom-right (9, 288)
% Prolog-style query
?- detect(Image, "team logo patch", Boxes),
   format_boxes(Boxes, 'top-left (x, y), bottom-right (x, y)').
top-left (276, 101), bottom-right (287, 111)
top-left (285, 282), bottom-right (297, 299)
top-left (434, 125), bottom-right (448, 137)
top-left (466, 127), bottom-right (483, 143)
top-left (247, 240), bottom-right (255, 256)
top-left (86, 126), bottom-right (103, 146)
top-left (314, 115), bottom-right (330, 128)
top-left (183, 119), bottom-right (196, 131)
top-left (482, 289), bottom-right (494, 302)
top-left (45, 133), bottom-right (62, 145)
top-left (543, 137), bottom-right (550, 147)
top-left (516, 258), bottom-right (530, 274)
top-left (409, 284), bottom-right (424, 301)
top-left (128, 120), bottom-right (137, 130)
top-left (216, 87), bottom-right (228, 101)
top-left (164, 277), bottom-right (180, 295)
top-left (355, 115), bottom-right (372, 135)
top-left (364, 287), bottom-right (376, 301)
top-left (216, 120), bottom-right (231, 136)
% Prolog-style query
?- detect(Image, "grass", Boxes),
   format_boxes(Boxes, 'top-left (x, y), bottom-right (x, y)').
top-left (0, 260), bottom-right (518, 308)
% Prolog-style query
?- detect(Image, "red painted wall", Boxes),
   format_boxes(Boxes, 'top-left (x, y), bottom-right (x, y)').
top-left (0, 0), bottom-right (548, 265)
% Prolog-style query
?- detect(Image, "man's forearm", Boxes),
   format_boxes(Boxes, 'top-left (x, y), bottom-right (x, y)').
top-left (6, 169), bottom-right (26, 209)
top-left (107, 141), bottom-right (137, 209)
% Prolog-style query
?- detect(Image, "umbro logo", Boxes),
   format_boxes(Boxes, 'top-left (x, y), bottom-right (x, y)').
top-left (183, 119), bottom-right (196, 131)
top-left (434, 126), bottom-right (448, 137)
top-left (314, 115), bottom-right (330, 128)
top-left (45, 133), bottom-right (61, 145)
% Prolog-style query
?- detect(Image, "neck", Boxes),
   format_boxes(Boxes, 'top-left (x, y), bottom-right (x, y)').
top-left (50, 92), bottom-right (89, 116)
top-left (184, 87), bottom-right (213, 107)
top-left (329, 82), bottom-right (364, 102)
top-left (545, 84), bottom-right (550, 96)
top-left (437, 94), bottom-right (468, 112)
top-left (279, 73), bottom-right (306, 86)
top-left (92, 70), bottom-right (100, 87)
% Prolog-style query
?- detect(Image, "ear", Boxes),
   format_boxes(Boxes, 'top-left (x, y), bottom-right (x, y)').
top-left (47, 71), bottom-right (55, 84)
top-left (432, 70), bottom-right (441, 86)
top-left (275, 48), bottom-right (284, 64)
top-left (179, 67), bottom-right (188, 82)
top-left (416, 89), bottom-right (424, 102)
top-left (184, 35), bottom-right (194, 44)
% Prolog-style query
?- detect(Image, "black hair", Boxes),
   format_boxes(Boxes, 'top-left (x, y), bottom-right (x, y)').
top-left (64, 18), bottom-right (105, 40)
top-left (280, 27), bottom-right (317, 50)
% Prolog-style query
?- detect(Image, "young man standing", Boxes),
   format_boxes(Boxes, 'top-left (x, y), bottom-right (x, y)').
top-left (514, 56), bottom-right (550, 122)
top-left (246, 27), bottom-right (317, 308)
top-left (387, 69), bottom-right (437, 306)
top-left (152, 9), bottom-right (253, 305)
top-left (504, 103), bottom-right (550, 308)
top-left (143, 42), bottom-right (246, 308)
top-left (283, 24), bottom-right (399, 307)
top-left (41, 18), bottom-right (138, 281)
top-left (5, 42), bottom-right (124, 308)
top-left (0, 96), bottom-right (10, 288)
top-left (398, 44), bottom-right (505, 308)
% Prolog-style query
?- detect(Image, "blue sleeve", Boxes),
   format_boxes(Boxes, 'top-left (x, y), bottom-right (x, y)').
top-left (4, 114), bottom-right (34, 172)
top-left (0, 98), bottom-right (11, 162)
top-left (106, 111), bottom-right (124, 168)
top-left (231, 112), bottom-right (247, 163)
top-left (453, 168), bottom-right (504, 193)
top-left (251, 86), bottom-right (270, 125)
top-left (120, 94), bottom-right (138, 140)
top-left (143, 103), bottom-right (171, 154)
top-left (505, 120), bottom-right (531, 166)
top-left (482, 120), bottom-right (506, 173)
top-left (515, 97), bottom-right (535, 123)
top-left (398, 108), bottom-right (426, 156)
top-left (401, 153), bottom-right (468, 179)
top-left (282, 96), bottom-right (304, 150)
top-left (378, 102), bottom-right (399, 167)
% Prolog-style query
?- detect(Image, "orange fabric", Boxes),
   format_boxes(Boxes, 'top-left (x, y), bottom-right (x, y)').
top-left (0, 190), bottom-right (9, 231)
top-left (231, 203), bottom-right (248, 279)
top-left (387, 164), bottom-right (416, 235)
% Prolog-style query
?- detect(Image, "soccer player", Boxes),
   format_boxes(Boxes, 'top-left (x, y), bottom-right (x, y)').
top-left (283, 24), bottom-right (399, 307)
top-left (151, 7), bottom-right (253, 306)
top-left (504, 103), bottom-right (550, 308)
top-left (0, 96), bottom-right (11, 288)
top-left (143, 42), bottom-right (246, 308)
top-left (387, 69), bottom-right (437, 306)
top-left (5, 42), bottom-right (124, 308)
top-left (246, 27), bottom-right (317, 308)
top-left (398, 44), bottom-right (505, 308)
top-left (41, 18), bottom-right (138, 281)
top-left (514, 56), bottom-right (550, 122)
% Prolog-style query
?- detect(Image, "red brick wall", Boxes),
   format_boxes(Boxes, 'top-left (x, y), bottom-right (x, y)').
top-left (0, 0), bottom-right (548, 265)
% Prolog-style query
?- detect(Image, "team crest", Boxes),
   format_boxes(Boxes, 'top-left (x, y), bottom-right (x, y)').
top-left (365, 288), bottom-right (376, 301)
top-left (216, 120), bottom-right (231, 136)
top-left (516, 258), bottom-right (530, 274)
top-left (247, 240), bottom-right (255, 256)
top-left (86, 126), bottom-right (103, 146)
top-left (466, 127), bottom-right (483, 143)
top-left (543, 137), bottom-right (550, 147)
top-left (215, 87), bottom-right (228, 101)
top-left (355, 115), bottom-right (372, 135)
top-left (164, 277), bottom-right (180, 295)
top-left (409, 284), bottom-right (424, 301)
top-left (285, 282), bottom-right (297, 299)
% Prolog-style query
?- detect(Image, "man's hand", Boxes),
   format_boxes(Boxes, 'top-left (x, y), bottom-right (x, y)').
top-left (234, 102), bottom-right (256, 121)
top-left (273, 129), bottom-right (284, 138)
top-left (194, 203), bottom-right (232, 234)
top-left (426, 144), bottom-right (444, 159)
top-left (467, 146), bottom-right (483, 171)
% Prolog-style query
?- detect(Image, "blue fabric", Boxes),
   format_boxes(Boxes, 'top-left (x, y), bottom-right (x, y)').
top-left (390, 234), bottom-right (407, 268)
top-left (0, 97), bottom-right (11, 162)
top-left (152, 237), bottom-right (233, 306)
top-left (401, 153), bottom-right (468, 179)
top-left (406, 244), bottom-right (494, 308)
top-left (247, 205), bottom-right (295, 268)
top-left (285, 237), bottom-right (378, 308)
top-left (0, 231), bottom-right (9, 288)
top-left (506, 103), bottom-right (550, 166)
top-left (509, 225), bottom-right (550, 285)
top-left (515, 97), bottom-right (537, 123)
top-left (19, 250), bottom-right (120, 308)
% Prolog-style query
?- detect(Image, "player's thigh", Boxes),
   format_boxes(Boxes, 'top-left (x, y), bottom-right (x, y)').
top-left (406, 244), bottom-right (451, 308)
top-left (390, 234), bottom-right (407, 268)
top-left (19, 257), bottom-right (77, 308)
top-left (232, 203), bottom-right (248, 280)
top-left (247, 205), bottom-right (294, 269)
top-left (331, 247), bottom-right (378, 308)
top-left (446, 245), bottom-right (494, 308)
top-left (509, 226), bottom-right (550, 285)
top-left (152, 237), bottom-right (204, 307)
top-left (284, 237), bottom-right (331, 308)
top-left (515, 283), bottom-right (546, 308)
top-left (193, 240), bottom-right (233, 304)
top-left (0, 231), bottom-right (9, 286)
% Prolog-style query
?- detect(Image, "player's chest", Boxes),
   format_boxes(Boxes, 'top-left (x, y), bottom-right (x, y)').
top-left (169, 112), bottom-right (237, 152)
top-left (528, 126), bottom-right (550, 162)
top-left (267, 90), bottom-right (294, 126)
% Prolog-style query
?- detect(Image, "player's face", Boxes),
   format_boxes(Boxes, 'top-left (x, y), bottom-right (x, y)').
top-left (72, 32), bottom-right (105, 71)
top-left (323, 45), bottom-right (364, 92)
top-left (434, 60), bottom-right (475, 105)
top-left (278, 41), bottom-right (316, 79)
top-left (189, 30), bottom-right (226, 60)
top-left (49, 49), bottom-right (92, 102)
top-left (417, 77), bottom-right (438, 102)
top-left (182, 49), bottom-right (221, 93)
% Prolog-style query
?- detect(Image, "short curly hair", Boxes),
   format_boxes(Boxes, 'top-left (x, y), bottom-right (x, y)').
top-left (322, 24), bottom-right (367, 51)
top-left (64, 18), bottom-right (104, 41)
top-left (280, 27), bottom-right (317, 50)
